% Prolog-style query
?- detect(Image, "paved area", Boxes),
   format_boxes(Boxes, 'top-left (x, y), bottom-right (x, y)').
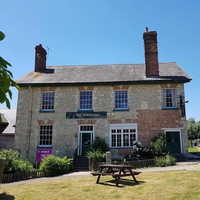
top-left (139, 160), bottom-right (200, 172)
top-left (2, 160), bottom-right (200, 186)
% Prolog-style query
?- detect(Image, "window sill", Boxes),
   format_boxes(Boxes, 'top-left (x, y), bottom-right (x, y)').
top-left (39, 110), bottom-right (55, 113)
top-left (37, 146), bottom-right (53, 148)
top-left (109, 147), bottom-right (133, 149)
top-left (113, 108), bottom-right (129, 112)
top-left (162, 107), bottom-right (178, 110)
top-left (78, 109), bottom-right (93, 113)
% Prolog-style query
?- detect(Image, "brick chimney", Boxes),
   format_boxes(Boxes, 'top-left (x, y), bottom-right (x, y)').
top-left (143, 28), bottom-right (159, 77)
top-left (35, 44), bottom-right (47, 72)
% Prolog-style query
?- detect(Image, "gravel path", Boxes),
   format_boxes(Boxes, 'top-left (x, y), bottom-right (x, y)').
top-left (2, 160), bottom-right (200, 186)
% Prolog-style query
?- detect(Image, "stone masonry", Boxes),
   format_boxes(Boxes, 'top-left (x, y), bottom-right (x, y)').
top-left (14, 82), bottom-right (187, 164)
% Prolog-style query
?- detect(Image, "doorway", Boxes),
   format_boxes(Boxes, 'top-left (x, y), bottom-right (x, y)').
top-left (166, 131), bottom-right (181, 154)
top-left (78, 125), bottom-right (94, 156)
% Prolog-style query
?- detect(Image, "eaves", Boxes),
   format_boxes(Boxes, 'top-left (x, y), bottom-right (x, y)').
top-left (17, 79), bottom-right (191, 88)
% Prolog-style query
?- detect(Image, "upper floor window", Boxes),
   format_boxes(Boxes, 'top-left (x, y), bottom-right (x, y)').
top-left (39, 125), bottom-right (53, 146)
top-left (115, 90), bottom-right (128, 110)
top-left (41, 91), bottom-right (55, 111)
top-left (163, 89), bottom-right (176, 108)
top-left (80, 91), bottom-right (92, 110)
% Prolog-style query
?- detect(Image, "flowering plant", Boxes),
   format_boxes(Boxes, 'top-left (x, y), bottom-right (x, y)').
top-left (132, 140), bottom-right (151, 159)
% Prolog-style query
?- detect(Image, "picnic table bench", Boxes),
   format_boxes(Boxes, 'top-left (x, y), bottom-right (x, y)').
top-left (91, 164), bottom-right (142, 186)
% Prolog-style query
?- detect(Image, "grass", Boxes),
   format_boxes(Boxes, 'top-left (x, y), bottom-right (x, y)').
top-left (188, 146), bottom-right (200, 157)
top-left (1, 170), bottom-right (200, 200)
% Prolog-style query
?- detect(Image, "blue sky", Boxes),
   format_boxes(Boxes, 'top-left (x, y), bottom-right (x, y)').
top-left (0, 0), bottom-right (200, 121)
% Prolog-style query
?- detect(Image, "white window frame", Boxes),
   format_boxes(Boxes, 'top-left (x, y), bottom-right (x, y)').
top-left (115, 90), bottom-right (128, 110)
top-left (79, 90), bottom-right (92, 110)
top-left (41, 91), bottom-right (55, 111)
top-left (38, 125), bottom-right (53, 147)
top-left (163, 89), bottom-right (177, 108)
top-left (109, 123), bottom-right (137, 148)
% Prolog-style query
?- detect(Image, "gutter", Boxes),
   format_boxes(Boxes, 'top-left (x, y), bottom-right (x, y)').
top-left (17, 79), bottom-right (191, 88)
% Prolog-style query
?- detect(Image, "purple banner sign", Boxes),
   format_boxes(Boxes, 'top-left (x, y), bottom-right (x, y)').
top-left (36, 148), bottom-right (52, 162)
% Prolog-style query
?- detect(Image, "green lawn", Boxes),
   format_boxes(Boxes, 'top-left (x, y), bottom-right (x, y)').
top-left (1, 170), bottom-right (200, 200)
top-left (188, 146), bottom-right (200, 157)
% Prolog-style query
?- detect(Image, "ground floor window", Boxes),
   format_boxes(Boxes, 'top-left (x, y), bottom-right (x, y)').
top-left (39, 125), bottom-right (53, 146)
top-left (110, 123), bottom-right (137, 148)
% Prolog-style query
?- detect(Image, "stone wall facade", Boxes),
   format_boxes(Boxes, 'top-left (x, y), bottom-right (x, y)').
top-left (15, 83), bottom-right (187, 164)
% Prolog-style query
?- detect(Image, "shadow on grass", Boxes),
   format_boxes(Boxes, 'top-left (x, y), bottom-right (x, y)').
top-left (0, 192), bottom-right (15, 200)
top-left (97, 179), bottom-right (144, 187)
top-left (190, 152), bottom-right (200, 157)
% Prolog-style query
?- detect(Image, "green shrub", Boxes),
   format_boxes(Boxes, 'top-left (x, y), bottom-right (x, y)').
top-left (132, 140), bottom-right (152, 159)
top-left (14, 159), bottom-right (35, 172)
top-left (86, 149), bottom-right (106, 163)
top-left (0, 149), bottom-right (34, 173)
top-left (155, 154), bottom-right (176, 167)
top-left (91, 138), bottom-right (109, 153)
top-left (150, 134), bottom-right (168, 157)
top-left (39, 155), bottom-right (71, 177)
top-left (124, 140), bottom-right (152, 161)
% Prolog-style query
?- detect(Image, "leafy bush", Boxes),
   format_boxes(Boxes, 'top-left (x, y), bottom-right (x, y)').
top-left (155, 154), bottom-right (176, 167)
top-left (132, 140), bottom-right (152, 159)
top-left (39, 155), bottom-right (71, 177)
top-left (124, 140), bottom-right (152, 161)
top-left (0, 149), bottom-right (34, 173)
top-left (91, 138), bottom-right (109, 153)
top-left (86, 149), bottom-right (106, 163)
top-left (150, 134), bottom-right (168, 157)
top-left (86, 138), bottom-right (108, 166)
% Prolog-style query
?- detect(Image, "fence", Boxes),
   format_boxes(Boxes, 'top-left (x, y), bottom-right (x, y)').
top-left (2, 159), bottom-right (156, 183)
top-left (3, 170), bottom-right (45, 183)
top-left (124, 159), bottom-right (156, 168)
top-left (90, 159), bottom-right (156, 171)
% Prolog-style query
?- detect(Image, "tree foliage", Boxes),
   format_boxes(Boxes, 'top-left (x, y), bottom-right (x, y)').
top-left (187, 118), bottom-right (200, 146)
top-left (0, 31), bottom-right (19, 123)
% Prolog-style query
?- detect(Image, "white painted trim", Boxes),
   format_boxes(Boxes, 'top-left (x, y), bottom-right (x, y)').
top-left (109, 123), bottom-right (138, 148)
top-left (161, 128), bottom-right (183, 131)
top-left (77, 125), bottom-right (94, 156)
top-left (110, 123), bottom-right (137, 128)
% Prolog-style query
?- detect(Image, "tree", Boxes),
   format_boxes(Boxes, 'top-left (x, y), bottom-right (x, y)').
top-left (0, 31), bottom-right (19, 123)
top-left (187, 118), bottom-right (198, 147)
top-left (195, 121), bottom-right (200, 139)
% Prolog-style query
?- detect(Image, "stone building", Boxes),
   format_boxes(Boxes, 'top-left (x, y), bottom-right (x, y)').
top-left (0, 109), bottom-right (16, 149)
top-left (15, 29), bottom-right (191, 164)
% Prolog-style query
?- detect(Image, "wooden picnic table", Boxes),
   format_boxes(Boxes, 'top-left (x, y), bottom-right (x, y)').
top-left (91, 164), bottom-right (141, 186)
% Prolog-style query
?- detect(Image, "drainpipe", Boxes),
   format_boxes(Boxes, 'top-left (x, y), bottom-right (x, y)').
top-left (26, 85), bottom-right (33, 159)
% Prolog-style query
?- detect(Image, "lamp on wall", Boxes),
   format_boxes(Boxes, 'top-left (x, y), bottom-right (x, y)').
top-left (107, 112), bottom-right (114, 117)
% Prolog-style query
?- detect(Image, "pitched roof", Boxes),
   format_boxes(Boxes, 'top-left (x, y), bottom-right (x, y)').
top-left (16, 62), bottom-right (191, 86)
top-left (0, 109), bottom-right (16, 134)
